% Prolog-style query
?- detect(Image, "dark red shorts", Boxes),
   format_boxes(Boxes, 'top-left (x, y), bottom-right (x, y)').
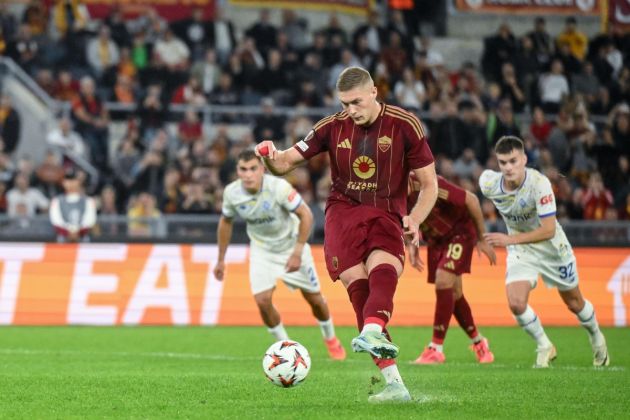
top-left (324, 201), bottom-right (405, 280)
top-left (427, 234), bottom-right (475, 283)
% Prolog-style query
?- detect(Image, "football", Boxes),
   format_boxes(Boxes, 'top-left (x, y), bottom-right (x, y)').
top-left (262, 340), bottom-right (311, 388)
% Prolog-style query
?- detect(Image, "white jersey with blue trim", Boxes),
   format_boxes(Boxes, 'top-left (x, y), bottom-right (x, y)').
top-left (222, 174), bottom-right (302, 252)
top-left (479, 168), bottom-right (573, 260)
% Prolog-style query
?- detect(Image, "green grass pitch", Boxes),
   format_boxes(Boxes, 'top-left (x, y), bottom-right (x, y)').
top-left (0, 326), bottom-right (627, 419)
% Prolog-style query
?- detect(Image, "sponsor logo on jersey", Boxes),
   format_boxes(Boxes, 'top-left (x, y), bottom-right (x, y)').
top-left (378, 135), bottom-right (392, 152)
top-left (247, 216), bottom-right (276, 225)
top-left (519, 198), bottom-right (527, 208)
top-left (288, 189), bottom-right (297, 202)
top-left (263, 201), bottom-right (271, 211)
top-left (352, 155), bottom-right (376, 179)
top-left (501, 210), bottom-right (535, 222)
top-left (540, 194), bottom-right (554, 205)
top-left (337, 138), bottom-right (351, 149)
top-left (346, 181), bottom-right (377, 192)
top-left (444, 261), bottom-right (455, 270)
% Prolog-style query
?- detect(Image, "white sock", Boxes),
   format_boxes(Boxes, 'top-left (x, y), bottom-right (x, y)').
top-left (361, 323), bottom-right (383, 335)
top-left (318, 318), bottom-right (336, 340)
top-left (514, 305), bottom-right (552, 349)
top-left (429, 342), bottom-right (444, 352)
top-left (471, 334), bottom-right (483, 344)
top-left (267, 323), bottom-right (289, 341)
top-left (577, 300), bottom-right (603, 345)
top-left (381, 364), bottom-right (404, 385)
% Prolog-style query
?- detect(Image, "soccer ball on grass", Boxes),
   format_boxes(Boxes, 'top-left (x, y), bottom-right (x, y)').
top-left (262, 340), bottom-right (311, 388)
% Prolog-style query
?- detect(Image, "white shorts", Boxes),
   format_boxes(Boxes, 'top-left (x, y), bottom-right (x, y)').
top-left (249, 243), bottom-right (321, 295)
top-left (505, 252), bottom-right (579, 291)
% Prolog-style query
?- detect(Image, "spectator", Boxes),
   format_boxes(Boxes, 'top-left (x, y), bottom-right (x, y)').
top-left (179, 181), bottom-right (210, 213)
top-left (556, 16), bottom-right (588, 61)
top-left (49, 168), bottom-right (96, 242)
top-left (6, 24), bottom-right (39, 74)
top-left (394, 67), bottom-right (425, 111)
top-left (527, 17), bottom-right (553, 70)
top-left (190, 48), bottom-right (221, 96)
top-left (177, 107), bottom-right (203, 146)
top-left (137, 84), bottom-right (166, 142)
top-left (379, 31), bottom-right (408, 83)
top-left (253, 97), bottom-right (285, 143)
top-left (352, 9), bottom-right (386, 55)
top-left (538, 59), bottom-right (569, 114)
top-left (280, 9), bottom-right (308, 52)
top-left (499, 62), bottom-right (526, 112)
top-left (528, 106), bottom-right (553, 147)
top-left (6, 172), bottom-right (49, 217)
top-left (453, 148), bottom-right (481, 181)
top-left (582, 172), bottom-right (613, 220)
top-left (71, 76), bottom-right (110, 172)
top-left (127, 192), bottom-right (162, 237)
top-left (481, 23), bottom-right (517, 82)
top-left (0, 94), bottom-right (21, 154)
top-left (245, 9), bottom-right (277, 54)
top-left (159, 166), bottom-right (183, 214)
top-left (86, 25), bottom-right (120, 84)
top-left (172, 7), bottom-right (212, 61)
top-left (34, 150), bottom-right (64, 198)
top-left (208, 7), bottom-right (236, 66)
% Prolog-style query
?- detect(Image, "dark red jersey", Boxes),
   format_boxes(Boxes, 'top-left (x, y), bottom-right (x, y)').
top-left (408, 176), bottom-right (477, 244)
top-left (294, 103), bottom-right (434, 220)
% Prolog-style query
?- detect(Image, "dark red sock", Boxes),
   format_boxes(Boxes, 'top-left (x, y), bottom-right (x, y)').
top-left (432, 288), bottom-right (454, 345)
top-left (363, 264), bottom-right (398, 327)
top-left (453, 295), bottom-right (478, 339)
top-left (346, 278), bottom-right (369, 332)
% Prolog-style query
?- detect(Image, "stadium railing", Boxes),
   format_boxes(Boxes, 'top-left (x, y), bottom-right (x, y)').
top-left (0, 214), bottom-right (627, 246)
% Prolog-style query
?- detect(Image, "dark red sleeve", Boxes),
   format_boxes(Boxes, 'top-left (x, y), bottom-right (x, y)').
top-left (403, 114), bottom-right (434, 169)
top-left (292, 116), bottom-right (331, 160)
top-left (438, 176), bottom-right (466, 207)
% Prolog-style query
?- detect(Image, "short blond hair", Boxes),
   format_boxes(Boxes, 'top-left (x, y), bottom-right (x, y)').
top-left (336, 66), bottom-right (373, 92)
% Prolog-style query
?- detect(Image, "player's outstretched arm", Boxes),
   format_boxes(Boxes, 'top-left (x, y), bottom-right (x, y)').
top-left (285, 202), bottom-right (312, 273)
top-left (465, 191), bottom-right (496, 265)
top-left (484, 214), bottom-right (556, 247)
top-left (404, 163), bottom-right (438, 246)
top-left (214, 216), bottom-right (234, 281)
top-left (255, 141), bottom-right (306, 176)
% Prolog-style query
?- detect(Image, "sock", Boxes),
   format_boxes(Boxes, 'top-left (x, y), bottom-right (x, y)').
top-left (267, 323), bottom-right (289, 341)
top-left (346, 278), bottom-right (369, 332)
top-left (432, 288), bottom-right (454, 346)
top-left (318, 318), bottom-right (336, 340)
top-left (514, 305), bottom-right (552, 348)
top-left (429, 342), bottom-right (444, 352)
top-left (380, 363), bottom-right (404, 385)
top-left (453, 295), bottom-right (480, 342)
top-left (577, 300), bottom-right (603, 345)
top-left (361, 323), bottom-right (383, 334)
top-left (363, 264), bottom-right (398, 327)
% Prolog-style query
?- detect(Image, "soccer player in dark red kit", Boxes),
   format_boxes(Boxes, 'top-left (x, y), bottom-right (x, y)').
top-left (407, 175), bottom-right (497, 364)
top-left (255, 66), bottom-right (437, 402)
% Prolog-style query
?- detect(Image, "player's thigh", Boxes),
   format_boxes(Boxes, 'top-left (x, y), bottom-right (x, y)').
top-left (281, 243), bottom-right (321, 294)
top-left (324, 204), bottom-right (369, 281)
top-left (540, 255), bottom-right (580, 291)
top-left (364, 216), bottom-right (405, 273)
top-left (249, 245), bottom-right (283, 295)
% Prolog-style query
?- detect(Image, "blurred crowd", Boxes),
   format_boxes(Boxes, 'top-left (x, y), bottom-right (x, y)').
top-left (0, 1), bottom-right (629, 238)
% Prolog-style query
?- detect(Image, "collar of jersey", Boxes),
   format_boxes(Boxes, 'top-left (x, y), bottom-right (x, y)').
top-left (500, 169), bottom-right (528, 194)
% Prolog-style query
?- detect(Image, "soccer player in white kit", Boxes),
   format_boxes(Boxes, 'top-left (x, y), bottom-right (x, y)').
top-left (214, 149), bottom-right (346, 360)
top-left (480, 136), bottom-right (609, 368)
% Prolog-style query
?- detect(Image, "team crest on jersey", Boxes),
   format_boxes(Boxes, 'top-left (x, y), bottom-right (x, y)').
top-left (352, 156), bottom-right (376, 179)
top-left (519, 198), bottom-right (527, 208)
top-left (378, 136), bottom-right (392, 152)
top-left (263, 201), bottom-right (271, 211)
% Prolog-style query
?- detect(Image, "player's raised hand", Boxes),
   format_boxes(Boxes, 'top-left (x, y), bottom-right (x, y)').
top-left (255, 141), bottom-right (278, 160)
top-left (213, 261), bottom-right (226, 281)
top-left (406, 243), bottom-right (424, 272)
top-left (285, 253), bottom-right (301, 273)
top-left (483, 232), bottom-right (512, 248)
top-left (477, 239), bottom-right (497, 265)
top-left (402, 214), bottom-right (420, 247)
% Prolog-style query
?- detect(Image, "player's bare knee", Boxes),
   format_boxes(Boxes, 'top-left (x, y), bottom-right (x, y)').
top-left (254, 294), bottom-right (273, 310)
top-left (508, 300), bottom-right (527, 315)
top-left (565, 297), bottom-right (583, 314)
